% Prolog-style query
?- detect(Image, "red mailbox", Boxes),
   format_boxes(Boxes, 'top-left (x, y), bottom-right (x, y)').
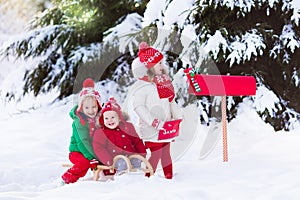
top-left (184, 68), bottom-right (256, 162)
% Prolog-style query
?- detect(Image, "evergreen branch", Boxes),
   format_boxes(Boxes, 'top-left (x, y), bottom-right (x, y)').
top-left (0, 25), bottom-right (75, 60)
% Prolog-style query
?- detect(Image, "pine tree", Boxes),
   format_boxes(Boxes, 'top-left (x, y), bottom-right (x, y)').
top-left (0, 0), bottom-right (148, 99)
top-left (119, 0), bottom-right (300, 130)
top-left (185, 0), bottom-right (300, 130)
top-left (2, 0), bottom-right (299, 131)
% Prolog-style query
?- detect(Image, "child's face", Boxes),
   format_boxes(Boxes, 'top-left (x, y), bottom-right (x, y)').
top-left (153, 60), bottom-right (165, 75)
top-left (103, 110), bottom-right (120, 129)
top-left (82, 97), bottom-right (98, 118)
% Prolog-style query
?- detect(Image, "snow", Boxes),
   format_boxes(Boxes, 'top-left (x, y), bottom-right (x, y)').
top-left (142, 0), bottom-right (166, 27)
top-left (281, 24), bottom-right (299, 53)
top-left (1, 94), bottom-right (300, 200)
top-left (252, 85), bottom-right (279, 116)
top-left (163, 0), bottom-right (194, 29)
top-left (291, 0), bottom-right (300, 25)
top-left (103, 13), bottom-right (143, 55)
top-left (1, 1), bottom-right (300, 199)
top-left (203, 30), bottom-right (227, 59)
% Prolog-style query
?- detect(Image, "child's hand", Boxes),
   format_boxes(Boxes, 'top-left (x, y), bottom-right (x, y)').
top-left (151, 118), bottom-right (165, 130)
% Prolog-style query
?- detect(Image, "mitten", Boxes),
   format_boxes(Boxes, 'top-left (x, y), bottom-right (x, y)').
top-left (151, 118), bottom-right (165, 130)
top-left (90, 158), bottom-right (100, 170)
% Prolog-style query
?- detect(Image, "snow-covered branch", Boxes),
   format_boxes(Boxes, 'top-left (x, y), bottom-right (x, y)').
top-left (227, 29), bottom-right (266, 66)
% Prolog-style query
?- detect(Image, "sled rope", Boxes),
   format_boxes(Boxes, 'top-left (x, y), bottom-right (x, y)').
top-left (222, 96), bottom-right (228, 162)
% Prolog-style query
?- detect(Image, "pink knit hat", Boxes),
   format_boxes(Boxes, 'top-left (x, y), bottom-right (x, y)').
top-left (77, 78), bottom-right (102, 111)
top-left (138, 42), bottom-right (163, 69)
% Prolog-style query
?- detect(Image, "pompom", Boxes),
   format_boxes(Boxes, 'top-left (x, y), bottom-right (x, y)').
top-left (137, 42), bottom-right (163, 69)
top-left (82, 78), bottom-right (95, 88)
top-left (108, 97), bottom-right (121, 110)
top-left (139, 42), bottom-right (149, 51)
top-left (108, 97), bottom-right (117, 103)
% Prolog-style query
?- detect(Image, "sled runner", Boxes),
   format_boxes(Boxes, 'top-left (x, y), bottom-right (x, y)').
top-left (127, 154), bottom-right (154, 175)
top-left (62, 154), bottom-right (153, 181)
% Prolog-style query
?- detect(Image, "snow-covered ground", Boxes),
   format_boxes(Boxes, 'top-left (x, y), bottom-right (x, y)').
top-left (1, 1), bottom-right (300, 199)
top-left (1, 96), bottom-right (300, 200)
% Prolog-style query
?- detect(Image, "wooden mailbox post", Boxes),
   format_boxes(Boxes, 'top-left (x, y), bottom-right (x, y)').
top-left (184, 68), bottom-right (256, 162)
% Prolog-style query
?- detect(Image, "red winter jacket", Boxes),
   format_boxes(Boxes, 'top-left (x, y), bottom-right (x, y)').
top-left (92, 122), bottom-right (147, 166)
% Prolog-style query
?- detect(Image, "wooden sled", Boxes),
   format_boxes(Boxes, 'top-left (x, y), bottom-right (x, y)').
top-left (127, 154), bottom-right (154, 175)
top-left (62, 154), bottom-right (153, 181)
top-left (62, 162), bottom-right (113, 181)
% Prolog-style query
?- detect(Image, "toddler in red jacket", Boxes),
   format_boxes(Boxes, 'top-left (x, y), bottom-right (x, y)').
top-left (92, 97), bottom-right (147, 174)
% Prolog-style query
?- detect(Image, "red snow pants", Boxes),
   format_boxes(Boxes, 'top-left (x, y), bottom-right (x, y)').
top-left (61, 152), bottom-right (90, 184)
top-left (145, 141), bottom-right (173, 179)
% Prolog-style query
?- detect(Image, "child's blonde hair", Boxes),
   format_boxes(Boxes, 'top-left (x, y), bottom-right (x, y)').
top-left (77, 78), bottom-right (102, 112)
top-left (147, 68), bottom-right (167, 82)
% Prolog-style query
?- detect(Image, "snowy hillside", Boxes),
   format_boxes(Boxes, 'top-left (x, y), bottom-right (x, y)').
top-left (1, 96), bottom-right (300, 200)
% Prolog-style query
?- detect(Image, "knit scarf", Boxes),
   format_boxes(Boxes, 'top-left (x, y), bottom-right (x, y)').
top-left (88, 117), bottom-right (96, 138)
top-left (76, 110), bottom-right (96, 138)
top-left (139, 74), bottom-right (175, 102)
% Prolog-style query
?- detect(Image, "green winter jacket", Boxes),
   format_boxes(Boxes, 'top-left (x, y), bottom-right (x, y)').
top-left (69, 105), bottom-right (96, 160)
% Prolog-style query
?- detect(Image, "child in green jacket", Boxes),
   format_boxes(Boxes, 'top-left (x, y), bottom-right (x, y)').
top-left (61, 78), bottom-right (102, 184)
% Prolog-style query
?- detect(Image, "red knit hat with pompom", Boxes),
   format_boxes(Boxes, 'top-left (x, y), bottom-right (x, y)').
top-left (77, 78), bottom-right (102, 112)
top-left (99, 97), bottom-right (125, 127)
top-left (138, 42), bottom-right (163, 69)
top-left (82, 78), bottom-right (95, 88)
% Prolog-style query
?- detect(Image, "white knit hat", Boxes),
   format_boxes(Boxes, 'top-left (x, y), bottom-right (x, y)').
top-left (131, 57), bottom-right (148, 79)
top-left (77, 78), bottom-right (102, 112)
